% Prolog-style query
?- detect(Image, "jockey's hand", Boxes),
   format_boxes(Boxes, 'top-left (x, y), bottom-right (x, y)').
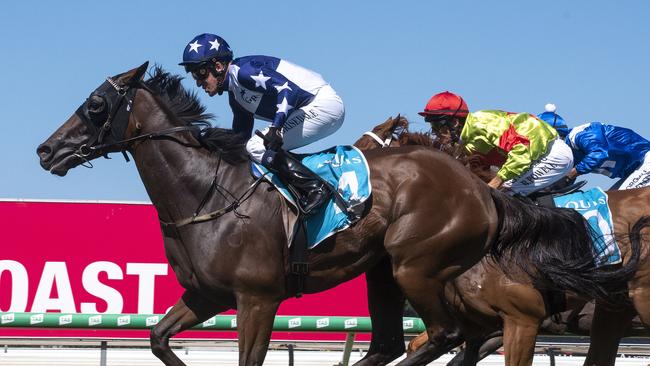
top-left (264, 127), bottom-right (283, 151)
top-left (566, 167), bottom-right (579, 180)
top-left (488, 176), bottom-right (504, 189)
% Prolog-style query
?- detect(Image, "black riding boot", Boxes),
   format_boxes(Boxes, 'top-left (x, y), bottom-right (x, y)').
top-left (273, 152), bottom-right (331, 215)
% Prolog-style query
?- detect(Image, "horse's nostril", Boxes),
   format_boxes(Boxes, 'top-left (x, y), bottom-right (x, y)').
top-left (37, 144), bottom-right (52, 160)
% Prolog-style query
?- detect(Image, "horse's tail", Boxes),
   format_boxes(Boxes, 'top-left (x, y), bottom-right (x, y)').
top-left (489, 189), bottom-right (646, 306)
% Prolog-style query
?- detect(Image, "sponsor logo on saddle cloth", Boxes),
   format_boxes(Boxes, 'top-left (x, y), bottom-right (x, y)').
top-left (553, 187), bottom-right (622, 267)
top-left (252, 145), bottom-right (371, 248)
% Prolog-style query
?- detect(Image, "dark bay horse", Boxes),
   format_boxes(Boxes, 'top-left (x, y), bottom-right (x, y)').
top-left (37, 64), bottom-right (641, 366)
top-left (358, 116), bottom-right (650, 366)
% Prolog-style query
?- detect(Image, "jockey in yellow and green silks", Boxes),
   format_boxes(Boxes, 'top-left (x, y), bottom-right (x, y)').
top-left (419, 91), bottom-right (574, 197)
top-left (461, 110), bottom-right (558, 181)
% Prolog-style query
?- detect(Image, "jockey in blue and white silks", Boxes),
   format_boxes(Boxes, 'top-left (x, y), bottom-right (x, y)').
top-left (224, 56), bottom-right (344, 162)
top-left (538, 104), bottom-right (650, 190)
top-left (180, 33), bottom-right (345, 215)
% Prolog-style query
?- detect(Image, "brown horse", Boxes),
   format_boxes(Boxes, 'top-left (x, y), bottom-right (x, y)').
top-left (358, 117), bottom-right (650, 366)
top-left (355, 115), bottom-right (495, 183)
top-left (37, 64), bottom-right (640, 366)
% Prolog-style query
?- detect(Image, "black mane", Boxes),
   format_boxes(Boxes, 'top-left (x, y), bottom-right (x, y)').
top-left (143, 66), bottom-right (249, 163)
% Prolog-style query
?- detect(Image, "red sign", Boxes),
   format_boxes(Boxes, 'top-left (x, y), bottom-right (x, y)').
top-left (0, 200), bottom-right (368, 340)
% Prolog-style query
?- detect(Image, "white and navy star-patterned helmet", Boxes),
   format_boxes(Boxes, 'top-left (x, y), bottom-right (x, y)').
top-left (179, 33), bottom-right (233, 67)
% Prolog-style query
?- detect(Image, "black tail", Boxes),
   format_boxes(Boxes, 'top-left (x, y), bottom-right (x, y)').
top-left (489, 189), bottom-right (646, 306)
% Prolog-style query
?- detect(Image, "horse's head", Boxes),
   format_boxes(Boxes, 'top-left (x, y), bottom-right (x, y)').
top-left (37, 62), bottom-right (149, 176)
top-left (354, 115), bottom-right (409, 150)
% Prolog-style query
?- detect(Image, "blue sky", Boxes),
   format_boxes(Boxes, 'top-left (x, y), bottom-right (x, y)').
top-left (2, 0), bottom-right (649, 201)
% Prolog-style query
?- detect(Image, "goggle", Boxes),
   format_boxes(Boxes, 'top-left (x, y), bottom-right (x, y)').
top-left (425, 114), bottom-right (452, 124)
top-left (186, 64), bottom-right (211, 81)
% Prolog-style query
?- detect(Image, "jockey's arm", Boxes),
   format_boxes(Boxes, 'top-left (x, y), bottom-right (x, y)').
top-left (229, 93), bottom-right (254, 138)
top-left (497, 143), bottom-right (533, 182)
top-left (573, 129), bottom-right (610, 175)
top-left (265, 72), bottom-right (300, 129)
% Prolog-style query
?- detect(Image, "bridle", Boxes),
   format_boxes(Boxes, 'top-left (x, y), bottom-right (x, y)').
top-left (362, 131), bottom-right (397, 148)
top-left (74, 77), bottom-right (202, 165)
top-left (73, 75), bottom-right (265, 230)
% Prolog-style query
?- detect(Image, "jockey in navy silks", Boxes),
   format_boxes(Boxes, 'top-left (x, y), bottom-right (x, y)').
top-left (538, 104), bottom-right (650, 190)
top-left (180, 33), bottom-right (345, 214)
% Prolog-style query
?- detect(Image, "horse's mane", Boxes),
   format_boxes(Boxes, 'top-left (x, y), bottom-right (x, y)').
top-left (395, 118), bottom-right (496, 183)
top-left (143, 66), bottom-right (213, 127)
top-left (143, 66), bottom-right (249, 163)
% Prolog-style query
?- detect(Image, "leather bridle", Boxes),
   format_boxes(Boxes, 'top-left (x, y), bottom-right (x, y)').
top-left (72, 75), bottom-right (264, 230)
top-left (73, 77), bottom-right (202, 165)
top-left (362, 131), bottom-right (396, 148)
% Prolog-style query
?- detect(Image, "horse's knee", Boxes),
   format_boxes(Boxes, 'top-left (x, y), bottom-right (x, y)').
top-left (149, 326), bottom-right (169, 358)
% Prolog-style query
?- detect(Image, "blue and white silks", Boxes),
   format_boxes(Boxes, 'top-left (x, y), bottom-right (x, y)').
top-left (252, 145), bottom-right (371, 248)
top-left (553, 187), bottom-right (621, 266)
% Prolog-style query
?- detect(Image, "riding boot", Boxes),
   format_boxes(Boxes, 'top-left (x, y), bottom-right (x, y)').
top-left (273, 152), bottom-right (331, 215)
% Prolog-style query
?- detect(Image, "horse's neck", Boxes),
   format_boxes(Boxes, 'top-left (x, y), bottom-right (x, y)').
top-left (130, 97), bottom-right (250, 222)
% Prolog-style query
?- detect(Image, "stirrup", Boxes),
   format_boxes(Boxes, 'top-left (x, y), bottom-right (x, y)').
top-left (298, 188), bottom-right (331, 216)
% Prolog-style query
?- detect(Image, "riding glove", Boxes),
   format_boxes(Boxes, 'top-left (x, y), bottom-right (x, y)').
top-left (264, 127), bottom-right (284, 152)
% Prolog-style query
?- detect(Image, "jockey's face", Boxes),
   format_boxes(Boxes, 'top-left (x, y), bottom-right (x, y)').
top-left (190, 61), bottom-right (228, 97)
top-left (426, 115), bottom-right (461, 145)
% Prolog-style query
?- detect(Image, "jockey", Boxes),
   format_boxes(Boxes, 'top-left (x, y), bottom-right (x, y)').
top-left (420, 91), bottom-right (573, 196)
top-left (538, 104), bottom-right (650, 190)
top-left (180, 33), bottom-right (345, 214)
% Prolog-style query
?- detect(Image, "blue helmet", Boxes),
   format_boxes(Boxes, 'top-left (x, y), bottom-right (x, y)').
top-left (179, 33), bottom-right (233, 67)
top-left (537, 104), bottom-right (570, 138)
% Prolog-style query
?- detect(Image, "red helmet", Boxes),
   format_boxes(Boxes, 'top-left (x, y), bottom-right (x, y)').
top-left (419, 91), bottom-right (469, 118)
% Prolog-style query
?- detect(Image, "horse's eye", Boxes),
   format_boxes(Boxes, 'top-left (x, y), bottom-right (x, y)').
top-left (87, 95), bottom-right (105, 114)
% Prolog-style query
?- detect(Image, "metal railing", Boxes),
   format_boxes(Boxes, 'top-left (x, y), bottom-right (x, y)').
top-left (0, 312), bottom-right (426, 366)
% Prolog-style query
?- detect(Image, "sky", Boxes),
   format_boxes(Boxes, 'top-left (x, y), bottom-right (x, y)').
top-left (2, 0), bottom-right (649, 202)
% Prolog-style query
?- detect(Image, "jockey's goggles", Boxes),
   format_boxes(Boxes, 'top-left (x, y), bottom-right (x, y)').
top-left (185, 63), bottom-right (212, 81)
top-left (425, 114), bottom-right (452, 124)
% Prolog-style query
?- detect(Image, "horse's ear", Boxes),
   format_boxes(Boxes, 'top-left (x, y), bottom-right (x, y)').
top-left (133, 61), bottom-right (149, 81)
top-left (117, 61), bottom-right (149, 85)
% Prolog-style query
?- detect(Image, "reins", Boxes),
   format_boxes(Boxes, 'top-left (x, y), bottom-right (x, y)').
top-left (77, 76), bottom-right (265, 230)
top-left (159, 153), bottom-right (266, 230)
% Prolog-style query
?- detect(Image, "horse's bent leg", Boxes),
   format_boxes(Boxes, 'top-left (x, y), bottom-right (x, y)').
top-left (477, 334), bottom-right (504, 361)
top-left (151, 291), bottom-right (229, 366)
top-left (406, 332), bottom-right (428, 355)
top-left (236, 294), bottom-right (280, 366)
top-left (354, 256), bottom-right (406, 366)
top-left (502, 317), bottom-right (539, 366)
top-left (390, 249), bottom-right (473, 364)
top-left (397, 326), bottom-right (463, 366)
top-left (583, 302), bottom-right (635, 366)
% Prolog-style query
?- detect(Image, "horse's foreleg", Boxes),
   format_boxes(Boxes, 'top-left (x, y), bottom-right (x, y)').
top-left (502, 317), bottom-right (539, 366)
top-left (353, 255), bottom-right (406, 366)
top-left (151, 291), bottom-right (230, 366)
top-left (236, 294), bottom-right (280, 366)
top-left (477, 334), bottom-right (504, 361)
top-left (396, 324), bottom-right (463, 366)
top-left (583, 302), bottom-right (635, 366)
top-left (406, 332), bottom-right (428, 355)
top-left (391, 262), bottom-right (467, 364)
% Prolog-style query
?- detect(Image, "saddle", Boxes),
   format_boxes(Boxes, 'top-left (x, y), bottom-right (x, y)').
top-left (524, 180), bottom-right (588, 207)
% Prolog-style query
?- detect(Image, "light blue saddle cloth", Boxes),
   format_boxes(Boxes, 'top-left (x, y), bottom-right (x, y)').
top-left (553, 187), bottom-right (621, 266)
top-left (252, 145), bottom-right (371, 248)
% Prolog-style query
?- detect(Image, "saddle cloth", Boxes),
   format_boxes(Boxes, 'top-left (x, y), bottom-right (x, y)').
top-left (252, 145), bottom-right (371, 248)
top-left (553, 187), bottom-right (622, 266)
